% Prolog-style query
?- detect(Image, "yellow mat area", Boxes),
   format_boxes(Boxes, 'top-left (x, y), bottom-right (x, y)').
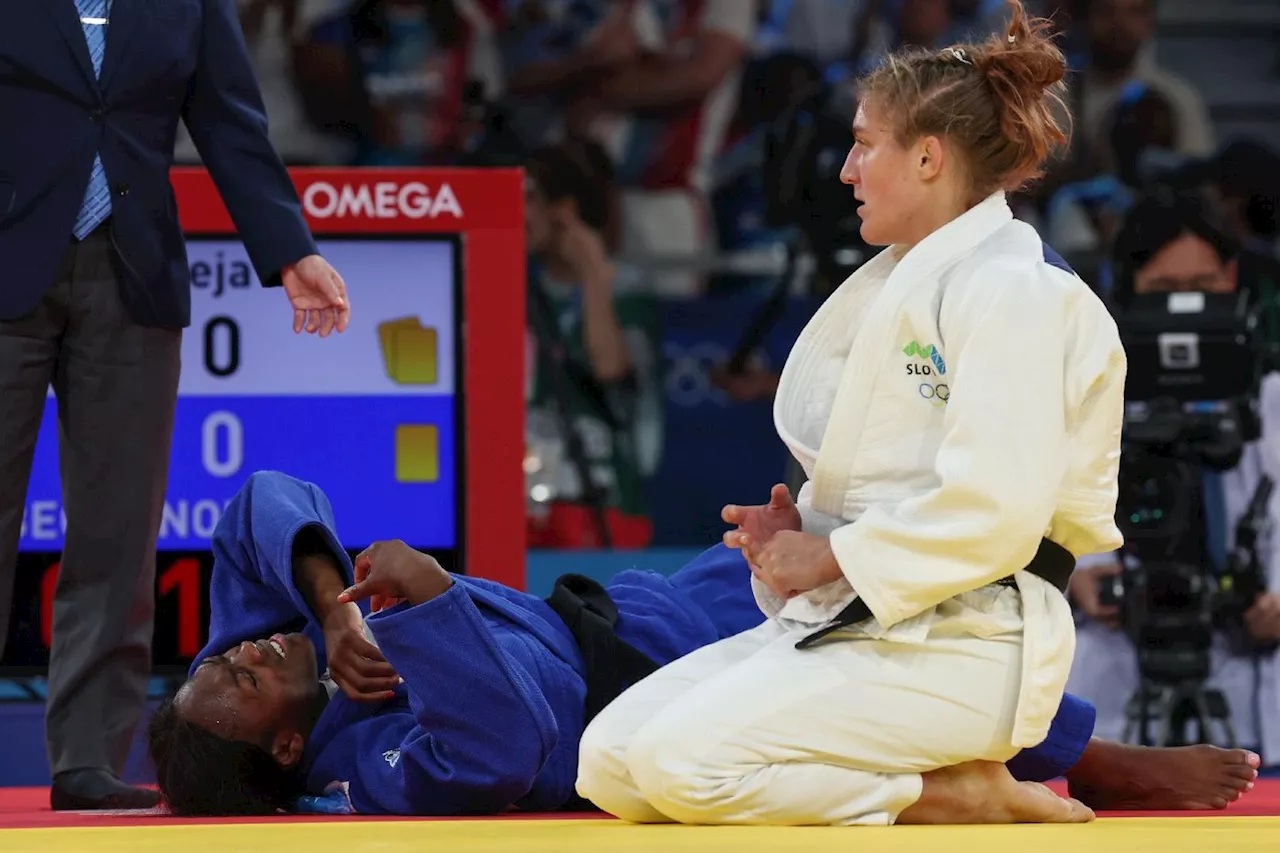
top-left (3, 817), bottom-right (1280, 853)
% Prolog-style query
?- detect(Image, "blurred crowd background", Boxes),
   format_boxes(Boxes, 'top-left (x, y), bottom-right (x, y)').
top-left (192, 0), bottom-right (1280, 549)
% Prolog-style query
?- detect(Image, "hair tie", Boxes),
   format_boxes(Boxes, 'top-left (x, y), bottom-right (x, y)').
top-left (1008, 34), bottom-right (1016, 43)
top-left (947, 47), bottom-right (972, 65)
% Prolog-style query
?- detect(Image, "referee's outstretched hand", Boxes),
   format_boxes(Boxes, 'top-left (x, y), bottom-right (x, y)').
top-left (282, 254), bottom-right (351, 337)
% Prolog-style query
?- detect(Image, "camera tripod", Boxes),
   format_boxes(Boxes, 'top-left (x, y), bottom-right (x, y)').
top-left (1121, 677), bottom-right (1239, 747)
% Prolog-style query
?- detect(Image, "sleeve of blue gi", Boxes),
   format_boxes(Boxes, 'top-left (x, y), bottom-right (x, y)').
top-left (194, 471), bottom-right (360, 674)
top-left (345, 585), bottom-right (561, 815)
top-left (1005, 692), bottom-right (1098, 782)
top-left (182, 0), bottom-right (318, 284)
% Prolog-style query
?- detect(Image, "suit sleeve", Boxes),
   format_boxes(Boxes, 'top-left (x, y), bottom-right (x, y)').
top-left (830, 260), bottom-right (1076, 628)
top-left (182, 0), bottom-right (318, 285)
top-left (347, 586), bottom-right (561, 815)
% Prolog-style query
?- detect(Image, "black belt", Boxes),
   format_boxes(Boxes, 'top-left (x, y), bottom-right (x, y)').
top-left (544, 573), bottom-right (660, 725)
top-left (544, 574), bottom-right (661, 813)
top-left (795, 537), bottom-right (1076, 650)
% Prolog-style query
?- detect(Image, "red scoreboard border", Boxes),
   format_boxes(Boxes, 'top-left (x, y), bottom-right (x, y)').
top-left (172, 167), bottom-right (527, 591)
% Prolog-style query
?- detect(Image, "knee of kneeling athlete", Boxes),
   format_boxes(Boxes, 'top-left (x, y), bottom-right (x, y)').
top-left (625, 723), bottom-right (746, 817)
top-left (575, 719), bottom-right (632, 792)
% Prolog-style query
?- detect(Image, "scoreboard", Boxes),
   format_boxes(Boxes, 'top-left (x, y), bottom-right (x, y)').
top-left (3, 168), bottom-right (526, 672)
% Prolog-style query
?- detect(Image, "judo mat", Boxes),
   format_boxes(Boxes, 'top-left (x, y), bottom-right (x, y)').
top-left (2, 782), bottom-right (1280, 853)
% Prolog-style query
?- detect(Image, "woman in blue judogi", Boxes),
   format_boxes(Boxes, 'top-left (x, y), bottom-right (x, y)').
top-left (148, 472), bottom-right (1252, 816)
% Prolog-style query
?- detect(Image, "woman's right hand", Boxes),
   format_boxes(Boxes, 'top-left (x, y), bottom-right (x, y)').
top-left (722, 484), bottom-right (802, 551)
top-left (338, 540), bottom-right (454, 609)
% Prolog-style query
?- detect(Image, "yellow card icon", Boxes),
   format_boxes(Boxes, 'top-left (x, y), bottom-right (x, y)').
top-left (378, 317), bottom-right (438, 385)
top-left (395, 424), bottom-right (439, 483)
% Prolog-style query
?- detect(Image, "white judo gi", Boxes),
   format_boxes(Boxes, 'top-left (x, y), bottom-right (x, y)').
top-left (576, 192), bottom-right (1129, 825)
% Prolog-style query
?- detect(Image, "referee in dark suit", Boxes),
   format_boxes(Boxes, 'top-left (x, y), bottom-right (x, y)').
top-left (0, 0), bottom-right (350, 809)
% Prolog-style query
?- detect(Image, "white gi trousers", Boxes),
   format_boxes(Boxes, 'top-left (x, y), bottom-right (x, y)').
top-left (577, 602), bottom-right (1027, 826)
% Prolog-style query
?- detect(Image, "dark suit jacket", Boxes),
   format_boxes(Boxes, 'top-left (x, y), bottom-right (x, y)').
top-left (0, 0), bottom-right (317, 327)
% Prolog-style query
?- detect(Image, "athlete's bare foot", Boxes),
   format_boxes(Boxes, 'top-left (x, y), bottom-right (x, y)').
top-left (1066, 739), bottom-right (1259, 811)
top-left (898, 761), bottom-right (1094, 825)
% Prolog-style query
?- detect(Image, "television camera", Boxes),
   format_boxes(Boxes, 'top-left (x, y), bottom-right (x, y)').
top-left (1101, 286), bottom-right (1275, 746)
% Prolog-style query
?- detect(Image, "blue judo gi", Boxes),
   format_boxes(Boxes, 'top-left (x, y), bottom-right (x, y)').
top-left (192, 471), bottom-right (1095, 816)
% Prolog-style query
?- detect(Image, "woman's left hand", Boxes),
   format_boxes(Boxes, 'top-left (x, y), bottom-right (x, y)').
top-left (742, 530), bottom-right (845, 600)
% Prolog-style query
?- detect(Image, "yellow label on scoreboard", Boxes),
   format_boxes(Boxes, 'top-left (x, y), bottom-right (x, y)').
top-left (378, 317), bottom-right (438, 385)
top-left (395, 425), bottom-right (439, 483)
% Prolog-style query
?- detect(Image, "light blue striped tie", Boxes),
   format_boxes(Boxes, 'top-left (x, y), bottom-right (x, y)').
top-left (72, 0), bottom-right (113, 240)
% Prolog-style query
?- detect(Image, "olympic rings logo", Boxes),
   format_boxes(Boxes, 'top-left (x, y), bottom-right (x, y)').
top-left (664, 342), bottom-right (731, 408)
top-left (664, 342), bottom-right (774, 408)
top-left (918, 382), bottom-right (949, 406)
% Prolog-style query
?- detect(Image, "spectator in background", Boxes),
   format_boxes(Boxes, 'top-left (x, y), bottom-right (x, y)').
top-left (867, 0), bottom-right (1011, 77)
top-left (711, 51), bottom-right (823, 257)
top-left (1198, 141), bottom-right (1280, 259)
top-left (496, 0), bottom-right (610, 150)
top-left (827, 0), bottom-right (956, 80)
top-left (1025, 0), bottom-right (1212, 225)
top-left (1043, 82), bottom-right (1181, 292)
top-left (1074, 0), bottom-right (1213, 169)
top-left (1066, 192), bottom-right (1280, 762)
top-left (895, 0), bottom-right (955, 47)
top-left (1193, 141), bottom-right (1280, 347)
top-left (345, 0), bottom-right (505, 165)
top-left (949, 0), bottom-right (1014, 39)
top-left (174, 0), bottom-right (356, 165)
top-left (1122, 141), bottom-right (1280, 343)
top-left (512, 0), bottom-right (759, 296)
top-left (1108, 192), bottom-right (1241, 304)
top-left (1031, 0), bottom-right (1089, 68)
top-left (774, 0), bottom-right (1012, 88)
top-left (524, 141), bottom-right (663, 550)
top-left (774, 0), bottom-right (880, 80)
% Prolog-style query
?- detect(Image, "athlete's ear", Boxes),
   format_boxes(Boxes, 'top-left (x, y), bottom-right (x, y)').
top-left (916, 134), bottom-right (946, 182)
top-left (272, 731), bottom-right (305, 770)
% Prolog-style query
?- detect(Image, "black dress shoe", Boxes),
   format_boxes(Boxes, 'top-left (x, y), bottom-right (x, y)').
top-left (51, 769), bottom-right (161, 811)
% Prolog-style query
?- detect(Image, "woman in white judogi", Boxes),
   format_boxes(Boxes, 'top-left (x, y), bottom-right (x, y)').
top-left (576, 0), bottom-right (1129, 826)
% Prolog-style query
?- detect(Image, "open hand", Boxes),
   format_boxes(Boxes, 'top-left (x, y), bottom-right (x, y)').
top-left (321, 605), bottom-right (400, 702)
top-left (281, 254), bottom-right (350, 336)
top-left (722, 484), bottom-right (801, 551)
